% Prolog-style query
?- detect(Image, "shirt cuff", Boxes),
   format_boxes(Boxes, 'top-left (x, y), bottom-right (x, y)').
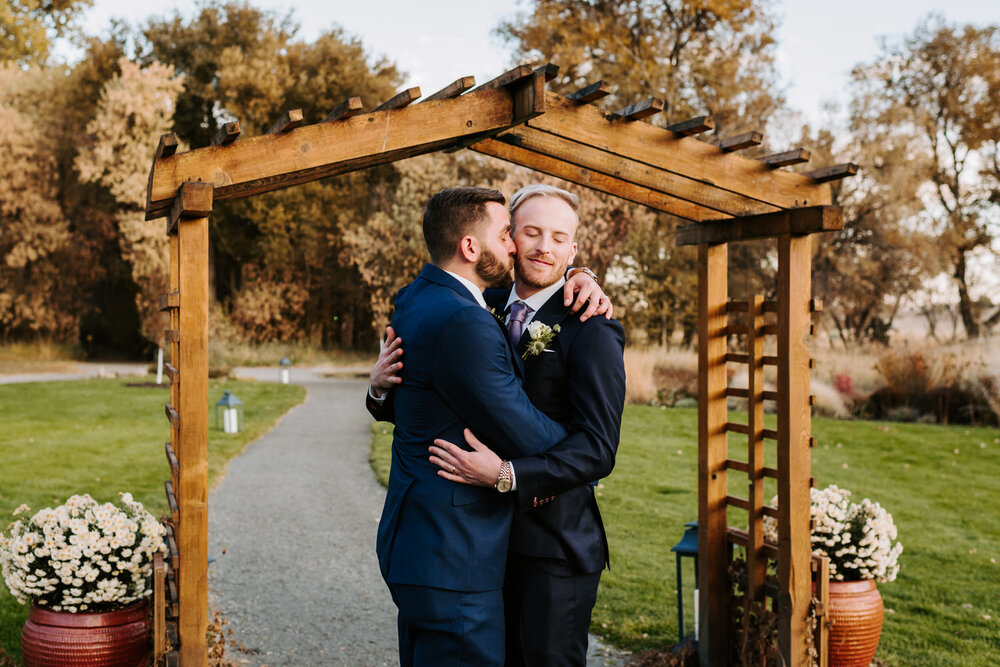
top-left (509, 462), bottom-right (517, 491)
top-left (368, 384), bottom-right (387, 404)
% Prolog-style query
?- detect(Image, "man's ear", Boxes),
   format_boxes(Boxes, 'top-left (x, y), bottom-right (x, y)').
top-left (568, 242), bottom-right (578, 266)
top-left (457, 235), bottom-right (479, 263)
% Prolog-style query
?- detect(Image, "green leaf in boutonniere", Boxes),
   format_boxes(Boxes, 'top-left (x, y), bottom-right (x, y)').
top-left (490, 307), bottom-right (505, 323)
top-left (522, 321), bottom-right (561, 359)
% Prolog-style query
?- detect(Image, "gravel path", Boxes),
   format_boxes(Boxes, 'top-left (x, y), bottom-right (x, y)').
top-left (209, 374), bottom-right (630, 666)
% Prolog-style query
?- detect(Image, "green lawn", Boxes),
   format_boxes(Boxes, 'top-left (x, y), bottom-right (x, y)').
top-left (372, 406), bottom-right (1000, 665)
top-left (0, 376), bottom-right (305, 664)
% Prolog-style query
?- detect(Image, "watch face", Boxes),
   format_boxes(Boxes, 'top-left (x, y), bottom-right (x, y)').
top-left (496, 477), bottom-right (513, 493)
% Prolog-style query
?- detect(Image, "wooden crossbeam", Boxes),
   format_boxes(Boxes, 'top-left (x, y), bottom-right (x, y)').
top-left (527, 91), bottom-right (832, 211)
top-left (566, 81), bottom-right (611, 104)
top-left (423, 76), bottom-right (476, 102)
top-left (374, 87), bottom-right (422, 112)
top-left (759, 148), bottom-right (811, 168)
top-left (807, 163), bottom-right (859, 183)
top-left (165, 481), bottom-right (178, 522)
top-left (147, 86), bottom-right (538, 219)
top-left (471, 64), bottom-right (534, 92)
top-left (166, 181), bottom-right (213, 235)
top-left (666, 115), bottom-right (714, 137)
top-left (535, 63), bottom-right (559, 81)
top-left (211, 121), bottom-right (240, 146)
top-left (164, 363), bottom-right (178, 385)
top-left (611, 97), bottom-right (664, 121)
top-left (324, 97), bottom-right (364, 122)
top-left (489, 126), bottom-right (775, 218)
top-left (675, 206), bottom-right (843, 246)
top-left (155, 133), bottom-right (178, 159)
top-left (165, 403), bottom-right (179, 429)
top-left (717, 130), bottom-right (763, 152)
top-left (153, 553), bottom-right (166, 661)
top-left (158, 291), bottom-right (179, 312)
top-left (472, 136), bottom-right (721, 222)
top-left (165, 441), bottom-right (179, 476)
top-left (267, 109), bottom-right (303, 134)
top-left (164, 329), bottom-right (179, 343)
top-left (165, 525), bottom-right (179, 571)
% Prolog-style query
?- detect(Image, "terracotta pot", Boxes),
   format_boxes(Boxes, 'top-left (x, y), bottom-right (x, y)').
top-left (827, 579), bottom-right (883, 667)
top-left (21, 600), bottom-right (151, 667)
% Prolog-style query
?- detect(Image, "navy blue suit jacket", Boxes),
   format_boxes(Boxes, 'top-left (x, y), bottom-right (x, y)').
top-left (373, 264), bottom-right (567, 593)
top-left (486, 288), bottom-right (626, 573)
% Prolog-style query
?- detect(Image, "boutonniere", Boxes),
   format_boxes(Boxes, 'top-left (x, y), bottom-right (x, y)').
top-left (522, 321), bottom-right (561, 359)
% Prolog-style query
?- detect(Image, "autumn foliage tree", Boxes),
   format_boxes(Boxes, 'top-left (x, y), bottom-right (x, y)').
top-left (849, 17), bottom-right (1000, 338)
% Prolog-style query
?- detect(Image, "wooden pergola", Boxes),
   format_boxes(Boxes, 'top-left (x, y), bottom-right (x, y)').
top-left (144, 64), bottom-right (856, 666)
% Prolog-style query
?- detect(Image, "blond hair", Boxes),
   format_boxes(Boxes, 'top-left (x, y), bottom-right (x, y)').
top-left (508, 184), bottom-right (579, 221)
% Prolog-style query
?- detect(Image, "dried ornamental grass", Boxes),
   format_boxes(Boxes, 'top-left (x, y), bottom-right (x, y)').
top-left (0, 493), bottom-right (166, 612)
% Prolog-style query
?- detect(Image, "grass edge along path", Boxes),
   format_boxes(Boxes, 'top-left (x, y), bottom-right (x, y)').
top-left (371, 406), bottom-right (1000, 665)
top-left (0, 376), bottom-right (305, 664)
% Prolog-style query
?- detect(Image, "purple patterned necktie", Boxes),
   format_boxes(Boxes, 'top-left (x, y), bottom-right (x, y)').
top-left (507, 301), bottom-right (532, 342)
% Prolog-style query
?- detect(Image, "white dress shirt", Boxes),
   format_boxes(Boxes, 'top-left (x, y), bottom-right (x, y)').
top-left (503, 277), bottom-right (566, 331)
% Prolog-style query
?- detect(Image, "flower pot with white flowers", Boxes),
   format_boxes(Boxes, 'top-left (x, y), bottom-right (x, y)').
top-left (767, 485), bottom-right (903, 667)
top-left (0, 493), bottom-right (167, 667)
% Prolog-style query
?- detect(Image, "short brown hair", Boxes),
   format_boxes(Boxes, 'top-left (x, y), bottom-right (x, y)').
top-left (422, 187), bottom-right (506, 263)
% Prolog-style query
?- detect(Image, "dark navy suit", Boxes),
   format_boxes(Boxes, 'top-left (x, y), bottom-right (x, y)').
top-left (371, 264), bottom-right (567, 666)
top-left (485, 287), bottom-right (626, 667)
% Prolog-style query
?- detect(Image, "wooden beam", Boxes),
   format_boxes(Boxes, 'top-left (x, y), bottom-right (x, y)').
top-left (610, 97), bottom-right (664, 121)
top-left (534, 63), bottom-right (559, 81)
top-left (807, 162), bottom-right (859, 183)
top-left (666, 115), bottom-right (714, 137)
top-left (155, 133), bottom-right (178, 159)
top-left (443, 69), bottom-right (547, 155)
top-left (675, 206), bottom-right (844, 246)
top-left (166, 182), bottom-right (214, 235)
top-left (527, 91), bottom-right (833, 210)
top-left (153, 553), bottom-right (166, 662)
top-left (759, 148), bottom-right (811, 168)
top-left (745, 294), bottom-right (767, 641)
top-left (164, 363), bottom-right (178, 385)
top-left (717, 130), bottom-right (763, 152)
top-left (211, 121), bottom-right (240, 146)
top-left (164, 403), bottom-right (179, 429)
top-left (147, 86), bottom-right (535, 219)
top-left (165, 441), bottom-right (179, 476)
top-left (158, 291), bottom-right (179, 312)
top-left (373, 86), bottom-right (422, 112)
top-left (776, 233), bottom-right (813, 666)
top-left (176, 206), bottom-right (210, 667)
top-left (566, 81), bottom-right (611, 104)
top-left (698, 242), bottom-right (729, 665)
top-left (267, 109), bottom-right (303, 134)
top-left (471, 136), bottom-right (722, 221)
top-left (470, 64), bottom-right (534, 92)
top-left (323, 97), bottom-right (364, 122)
top-left (422, 76), bottom-right (475, 102)
top-left (493, 126), bottom-right (778, 218)
top-left (164, 329), bottom-right (179, 344)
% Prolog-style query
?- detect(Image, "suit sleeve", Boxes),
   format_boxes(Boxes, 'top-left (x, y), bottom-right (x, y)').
top-left (366, 388), bottom-right (395, 424)
top-left (433, 308), bottom-right (567, 459)
top-left (509, 318), bottom-right (626, 512)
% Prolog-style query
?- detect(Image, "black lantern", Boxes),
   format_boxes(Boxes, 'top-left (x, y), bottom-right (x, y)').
top-left (670, 520), bottom-right (699, 643)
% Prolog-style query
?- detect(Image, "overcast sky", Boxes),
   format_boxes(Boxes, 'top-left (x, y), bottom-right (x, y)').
top-left (77, 0), bottom-right (997, 126)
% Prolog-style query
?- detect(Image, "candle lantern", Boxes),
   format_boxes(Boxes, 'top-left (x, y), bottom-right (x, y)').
top-left (215, 390), bottom-right (244, 434)
top-left (670, 521), bottom-right (700, 643)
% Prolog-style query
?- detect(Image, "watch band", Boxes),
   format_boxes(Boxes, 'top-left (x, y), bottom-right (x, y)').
top-left (495, 461), bottom-right (513, 493)
top-left (569, 266), bottom-right (599, 284)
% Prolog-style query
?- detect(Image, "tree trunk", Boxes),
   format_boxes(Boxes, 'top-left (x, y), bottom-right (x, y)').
top-left (954, 251), bottom-right (980, 338)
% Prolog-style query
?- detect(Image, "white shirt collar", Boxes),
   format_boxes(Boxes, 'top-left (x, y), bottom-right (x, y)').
top-left (443, 270), bottom-right (488, 309)
top-left (504, 277), bottom-right (566, 318)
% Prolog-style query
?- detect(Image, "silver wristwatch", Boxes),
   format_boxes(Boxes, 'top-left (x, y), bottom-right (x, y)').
top-left (494, 461), bottom-right (513, 493)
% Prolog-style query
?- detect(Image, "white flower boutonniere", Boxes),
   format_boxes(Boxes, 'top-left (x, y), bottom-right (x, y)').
top-left (522, 321), bottom-right (561, 359)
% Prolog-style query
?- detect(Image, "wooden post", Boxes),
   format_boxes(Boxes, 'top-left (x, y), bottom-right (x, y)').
top-left (776, 233), bottom-right (813, 665)
top-left (171, 182), bottom-right (213, 667)
top-left (745, 295), bottom-right (766, 644)
top-left (698, 242), bottom-right (728, 665)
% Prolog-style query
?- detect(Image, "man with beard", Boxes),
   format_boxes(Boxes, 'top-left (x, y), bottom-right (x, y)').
top-left (370, 186), bottom-right (610, 667)
top-left (374, 185), bottom-right (626, 666)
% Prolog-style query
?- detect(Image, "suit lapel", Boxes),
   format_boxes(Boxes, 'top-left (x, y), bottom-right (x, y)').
top-left (517, 291), bottom-right (572, 358)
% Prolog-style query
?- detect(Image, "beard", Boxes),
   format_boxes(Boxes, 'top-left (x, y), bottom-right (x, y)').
top-left (514, 252), bottom-right (570, 290)
top-left (475, 246), bottom-right (513, 286)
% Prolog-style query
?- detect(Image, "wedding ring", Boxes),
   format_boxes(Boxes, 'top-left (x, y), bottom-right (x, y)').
top-left (450, 465), bottom-right (456, 474)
